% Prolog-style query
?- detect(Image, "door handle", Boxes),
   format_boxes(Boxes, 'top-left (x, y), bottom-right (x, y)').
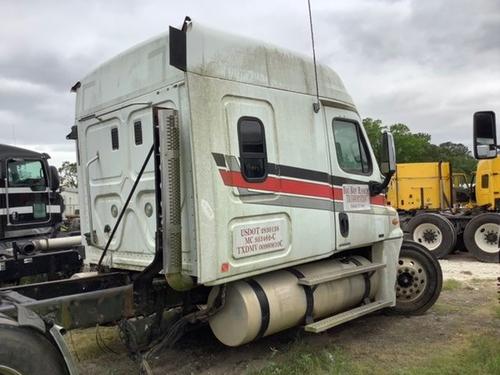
top-left (339, 212), bottom-right (349, 237)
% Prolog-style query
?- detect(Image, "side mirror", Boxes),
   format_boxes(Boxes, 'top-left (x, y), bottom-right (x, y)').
top-left (473, 111), bottom-right (497, 159)
top-left (49, 165), bottom-right (60, 191)
top-left (369, 131), bottom-right (396, 196)
top-left (380, 131), bottom-right (396, 176)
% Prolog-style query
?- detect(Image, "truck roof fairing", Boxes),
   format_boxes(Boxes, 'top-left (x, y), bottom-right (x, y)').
top-left (74, 19), bottom-right (354, 118)
top-left (0, 144), bottom-right (47, 161)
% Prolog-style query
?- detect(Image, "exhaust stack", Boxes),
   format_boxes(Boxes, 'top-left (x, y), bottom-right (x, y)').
top-left (159, 108), bottom-right (193, 291)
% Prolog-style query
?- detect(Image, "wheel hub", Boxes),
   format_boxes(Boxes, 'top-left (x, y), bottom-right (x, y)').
top-left (413, 223), bottom-right (443, 251)
top-left (484, 231), bottom-right (498, 245)
top-left (422, 229), bottom-right (438, 243)
top-left (397, 272), bottom-right (413, 288)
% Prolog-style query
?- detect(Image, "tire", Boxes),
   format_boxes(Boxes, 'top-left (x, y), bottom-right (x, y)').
top-left (463, 213), bottom-right (500, 263)
top-left (388, 240), bottom-right (443, 315)
top-left (407, 213), bottom-right (457, 259)
top-left (0, 324), bottom-right (68, 375)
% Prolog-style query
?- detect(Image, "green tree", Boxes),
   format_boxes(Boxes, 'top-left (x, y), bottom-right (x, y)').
top-left (363, 118), bottom-right (385, 159)
top-left (389, 123), bottom-right (434, 163)
top-left (438, 142), bottom-right (477, 176)
top-left (362, 118), bottom-right (476, 177)
top-left (58, 161), bottom-right (78, 188)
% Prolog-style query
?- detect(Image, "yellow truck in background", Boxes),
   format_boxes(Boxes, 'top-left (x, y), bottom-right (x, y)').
top-left (387, 158), bottom-right (500, 262)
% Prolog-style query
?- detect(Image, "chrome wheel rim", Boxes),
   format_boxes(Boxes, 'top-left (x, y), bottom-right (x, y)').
top-left (396, 256), bottom-right (428, 302)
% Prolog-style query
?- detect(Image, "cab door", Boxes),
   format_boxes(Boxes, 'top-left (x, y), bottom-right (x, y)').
top-left (323, 106), bottom-right (387, 250)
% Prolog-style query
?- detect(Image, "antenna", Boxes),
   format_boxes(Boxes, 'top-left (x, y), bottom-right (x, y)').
top-left (307, 0), bottom-right (320, 113)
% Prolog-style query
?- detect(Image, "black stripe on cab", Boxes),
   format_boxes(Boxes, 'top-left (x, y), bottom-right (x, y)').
top-left (212, 153), bottom-right (372, 187)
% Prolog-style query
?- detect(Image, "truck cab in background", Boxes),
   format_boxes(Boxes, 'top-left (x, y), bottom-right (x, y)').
top-left (0, 144), bottom-right (82, 283)
top-left (0, 145), bottom-right (61, 242)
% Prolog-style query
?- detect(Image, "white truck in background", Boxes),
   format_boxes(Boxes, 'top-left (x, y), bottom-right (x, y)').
top-left (0, 18), bottom-right (443, 374)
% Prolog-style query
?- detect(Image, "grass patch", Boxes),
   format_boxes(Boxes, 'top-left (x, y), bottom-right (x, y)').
top-left (250, 344), bottom-right (362, 375)
top-left (493, 304), bottom-right (500, 320)
top-left (431, 301), bottom-right (461, 315)
top-left (395, 335), bottom-right (500, 375)
top-left (442, 279), bottom-right (462, 291)
top-left (251, 335), bottom-right (500, 375)
top-left (471, 278), bottom-right (486, 283)
top-left (69, 326), bottom-right (123, 361)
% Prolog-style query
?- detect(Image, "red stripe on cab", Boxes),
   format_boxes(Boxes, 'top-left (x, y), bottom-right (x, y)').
top-left (218, 170), bottom-right (386, 206)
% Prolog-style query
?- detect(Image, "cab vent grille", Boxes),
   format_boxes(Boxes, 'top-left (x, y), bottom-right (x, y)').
top-left (134, 121), bottom-right (143, 145)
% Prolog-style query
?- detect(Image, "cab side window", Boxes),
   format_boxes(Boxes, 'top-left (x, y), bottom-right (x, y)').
top-left (332, 119), bottom-right (371, 174)
top-left (238, 117), bottom-right (267, 182)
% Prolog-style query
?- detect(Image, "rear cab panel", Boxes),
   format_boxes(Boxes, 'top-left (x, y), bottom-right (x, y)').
top-left (74, 34), bottom-right (197, 272)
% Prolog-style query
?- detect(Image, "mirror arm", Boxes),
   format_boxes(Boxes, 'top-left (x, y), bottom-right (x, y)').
top-left (369, 171), bottom-right (394, 196)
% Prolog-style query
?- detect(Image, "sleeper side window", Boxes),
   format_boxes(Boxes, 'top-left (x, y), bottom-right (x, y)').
top-left (332, 119), bottom-right (372, 175)
top-left (481, 174), bottom-right (489, 189)
top-left (111, 127), bottom-right (119, 150)
top-left (134, 121), bottom-right (143, 145)
top-left (238, 117), bottom-right (267, 182)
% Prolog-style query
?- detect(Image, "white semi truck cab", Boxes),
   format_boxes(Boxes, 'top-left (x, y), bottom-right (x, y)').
top-left (0, 18), bottom-right (442, 374)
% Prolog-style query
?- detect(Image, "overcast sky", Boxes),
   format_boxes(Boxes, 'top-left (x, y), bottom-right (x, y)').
top-left (1, 0), bottom-right (499, 167)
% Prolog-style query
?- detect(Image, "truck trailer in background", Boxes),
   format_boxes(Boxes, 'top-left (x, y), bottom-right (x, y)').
top-left (387, 158), bottom-right (500, 262)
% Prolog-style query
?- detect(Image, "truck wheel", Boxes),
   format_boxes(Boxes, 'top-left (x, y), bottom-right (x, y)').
top-left (389, 240), bottom-right (442, 315)
top-left (463, 213), bottom-right (500, 263)
top-left (407, 213), bottom-right (456, 259)
top-left (0, 324), bottom-right (68, 375)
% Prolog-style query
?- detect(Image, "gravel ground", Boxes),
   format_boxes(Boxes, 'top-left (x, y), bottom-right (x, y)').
top-left (439, 252), bottom-right (500, 280)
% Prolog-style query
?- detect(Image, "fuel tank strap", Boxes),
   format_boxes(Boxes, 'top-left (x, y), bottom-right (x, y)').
top-left (246, 279), bottom-right (270, 340)
top-left (345, 257), bottom-right (374, 304)
top-left (287, 268), bottom-right (315, 325)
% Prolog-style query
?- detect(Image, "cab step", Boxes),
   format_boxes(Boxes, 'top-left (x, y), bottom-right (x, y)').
top-left (297, 262), bottom-right (386, 286)
top-left (304, 299), bottom-right (393, 333)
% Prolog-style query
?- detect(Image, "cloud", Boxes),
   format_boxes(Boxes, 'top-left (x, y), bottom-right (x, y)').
top-left (310, 0), bottom-right (500, 145)
top-left (0, 0), bottom-right (499, 166)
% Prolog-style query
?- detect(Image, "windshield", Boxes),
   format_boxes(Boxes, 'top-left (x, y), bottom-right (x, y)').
top-left (453, 175), bottom-right (468, 189)
top-left (8, 160), bottom-right (47, 188)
